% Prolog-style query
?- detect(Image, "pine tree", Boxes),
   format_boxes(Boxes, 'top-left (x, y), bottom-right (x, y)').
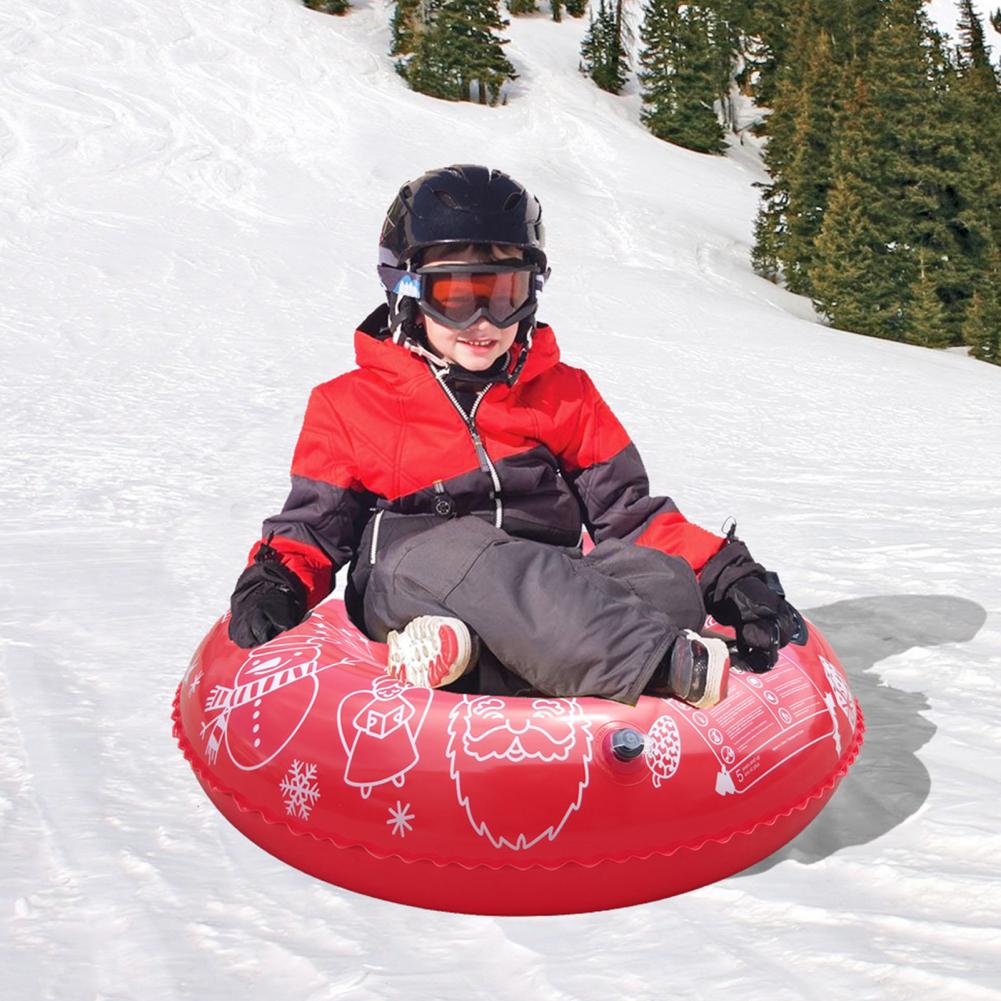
top-left (400, 0), bottom-right (517, 105)
top-left (565, 0), bottom-right (587, 15)
top-left (830, 0), bottom-right (884, 66)
top-left (956, 0), bottom-right (999, 83)
top-left (580, 0), bottom-right (629, 95)
top-left (706, 2), bottom-right (742, 131)
top-left (304, 0), bottom-right (350, 13)
top-left (952, 0), bottom-right (1001, 253)
top-left (923, 28), bottom-right (988, 342)
top-left (580, 4), bottom-right (603, 86)
top-left (402, 0), bottom-right (461, 101)
top-left (962, 290), bottom-right (998, 361)
top-left (462, 0), bottom-right (519, 103)
top-left (508, 0), bottom-right (537, 14)
top-left (638, 1), bottom-right (727, 153)
top-left (858, 0), bottom-right (962, 333)
top-left (963, 244), bottom-right (1001, 363)
top-left (780, 30), bottom-right (840, 294)
top-left (750, 2), bottom-right (822, 282)
top-left (804, 0), bottom-right (972, 344)
top-left (584, 0), bottom-right (630, 94)
top-left (811, 169), bottom-right (888, 337)
top-left (751, 191), bottom-right (784, 282)
top-left (638, 0), bottom-right (680, 135)
top-left (752, 1), bottom-right (888, 292)
top-left (695, 0), bottom-right (743, 132)
top-left (810, 76), bottom-right (900, 337)
top-left (733, 0), bottom-right (792, 108)
top-left (728, 0), bottom-right (881, 116)
top-left (905, 251), bottom-right (952, 346)
top-left (749, 0), bottom-right (1001, 363)
top-left (391, 0), bottom-right (423, 55)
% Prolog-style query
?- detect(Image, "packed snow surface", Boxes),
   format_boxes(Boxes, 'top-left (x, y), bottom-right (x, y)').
top-left (2, 1), bottom-right (1000, 999)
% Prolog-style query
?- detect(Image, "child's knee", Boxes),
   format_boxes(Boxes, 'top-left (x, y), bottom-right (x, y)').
top-left (669, 563), bottom-right (706, 630)
top-left (382, 517), bottom-right (505, 603)
top-left (627, 549), bottom-right (705, 628)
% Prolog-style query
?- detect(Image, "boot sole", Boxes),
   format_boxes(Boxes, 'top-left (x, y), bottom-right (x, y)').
top-left (386, 616), bottom-right (473, 689)
top-left (689, 636), bottom-right (731, 710)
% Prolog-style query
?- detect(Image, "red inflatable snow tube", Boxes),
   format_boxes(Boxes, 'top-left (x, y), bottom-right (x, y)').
top-left (173, 603), bottom-right (863, 915)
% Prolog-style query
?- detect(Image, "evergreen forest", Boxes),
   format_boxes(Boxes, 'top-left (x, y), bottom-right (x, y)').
top-left (307, 0), bottom-right (1001, 366)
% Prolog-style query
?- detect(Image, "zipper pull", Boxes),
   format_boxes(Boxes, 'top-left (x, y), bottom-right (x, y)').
top-left (468, 427), bottom-right (493, 475)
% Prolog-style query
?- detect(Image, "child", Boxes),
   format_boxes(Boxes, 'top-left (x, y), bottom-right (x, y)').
top-left (228, 165), bottom-right (799, 708)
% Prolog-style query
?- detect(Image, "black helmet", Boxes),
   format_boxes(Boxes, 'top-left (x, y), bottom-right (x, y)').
top-left (379, 164), bottom-right (547, 273)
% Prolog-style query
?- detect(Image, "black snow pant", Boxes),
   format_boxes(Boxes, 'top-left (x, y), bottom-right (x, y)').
top-left (361, 517), bottom-right (705, 705)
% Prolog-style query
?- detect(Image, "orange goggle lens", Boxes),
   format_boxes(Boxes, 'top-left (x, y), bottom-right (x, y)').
top-left (422, 270), bottom-right (533, 325)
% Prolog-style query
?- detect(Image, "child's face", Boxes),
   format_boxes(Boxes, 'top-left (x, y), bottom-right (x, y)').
top-left (419, 245), bottom-right (522, 372)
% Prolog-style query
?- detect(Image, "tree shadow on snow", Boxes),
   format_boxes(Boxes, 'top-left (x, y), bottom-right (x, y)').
top-left (739, 594), bottom-right (986, 873)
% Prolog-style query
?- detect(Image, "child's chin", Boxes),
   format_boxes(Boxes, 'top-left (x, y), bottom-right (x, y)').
top-left (455, 349), bottom-right (499, 370)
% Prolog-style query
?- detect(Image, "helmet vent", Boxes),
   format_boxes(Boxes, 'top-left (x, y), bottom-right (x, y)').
top-left (503, 191), bottom-right (524, 212)
top-left (434, 190), bottom-right (465, 211)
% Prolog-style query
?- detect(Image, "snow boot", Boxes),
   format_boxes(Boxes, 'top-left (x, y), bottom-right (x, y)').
top-left (648, 629), bottom-right (731, 709)
top-left (386, 616), bottom-right (478, 689)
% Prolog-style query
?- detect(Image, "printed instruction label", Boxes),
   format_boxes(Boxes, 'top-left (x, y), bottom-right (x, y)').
top-left (676, 648), bottom-right (844, 796)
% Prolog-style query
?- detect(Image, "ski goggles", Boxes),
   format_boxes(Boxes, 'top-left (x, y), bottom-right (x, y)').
top-left (381, 262), bottom-right (542, 330)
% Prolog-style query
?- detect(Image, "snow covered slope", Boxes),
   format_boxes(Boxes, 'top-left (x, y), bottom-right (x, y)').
top-left (2, 1), bottom-right (1000, 999)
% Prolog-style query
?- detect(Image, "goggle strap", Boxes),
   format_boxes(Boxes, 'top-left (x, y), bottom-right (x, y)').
top-left (379, 264), bottom-right (422, 296)
top-left (379, 263), bottom-right (422, 344)
top-left (506, 322), bottom-right (534, 387)
top-left (416, 262), bottom-right (537, 275)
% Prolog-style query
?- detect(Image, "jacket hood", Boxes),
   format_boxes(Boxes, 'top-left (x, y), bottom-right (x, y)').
top-left (353, 304), bottom-right (560, 390)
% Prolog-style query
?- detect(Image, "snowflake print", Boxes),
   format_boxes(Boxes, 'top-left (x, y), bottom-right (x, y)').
top-left (387, 800), bottom-right (414, 837)
top-left (187, 670), bottom-right (203, 697)
top-left (279, 760), bottom-right (320, 821)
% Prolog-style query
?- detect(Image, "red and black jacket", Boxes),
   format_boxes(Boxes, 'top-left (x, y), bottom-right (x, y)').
top-left (252, 305), bottom-right (725, 614)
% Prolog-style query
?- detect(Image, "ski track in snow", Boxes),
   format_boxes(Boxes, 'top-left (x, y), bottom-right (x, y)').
top-left (2, 2), bottom-right (1000, 1000)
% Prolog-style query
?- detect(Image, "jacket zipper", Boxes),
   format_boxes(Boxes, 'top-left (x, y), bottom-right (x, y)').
top-left (432, 368), bottom-right (504, 529)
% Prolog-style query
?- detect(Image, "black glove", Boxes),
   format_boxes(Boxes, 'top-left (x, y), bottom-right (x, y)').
top-left (700, 537), bottom-right (801, 671)
top-left (228, 541), bottom-right (308, 648)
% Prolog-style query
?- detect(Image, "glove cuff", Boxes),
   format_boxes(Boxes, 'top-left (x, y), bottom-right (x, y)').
top-left (699, 538), bottom-right (767, 609)
top-left (231, 550), bottom-right (308, 615)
